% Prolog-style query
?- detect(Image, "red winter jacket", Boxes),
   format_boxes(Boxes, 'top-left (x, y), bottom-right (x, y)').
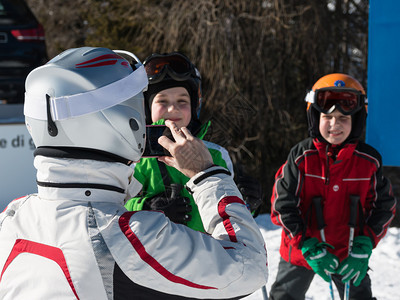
top-left (271, 137), bottom-right (396, 269)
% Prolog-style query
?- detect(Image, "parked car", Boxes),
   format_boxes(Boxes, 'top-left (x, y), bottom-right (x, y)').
top-left (0, 0), bottom-right (47, 103)
top-left (0, 0), bottom-right (45, 209)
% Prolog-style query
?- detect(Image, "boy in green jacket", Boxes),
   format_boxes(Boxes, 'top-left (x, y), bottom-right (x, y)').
top-left (125, 52), bottom-right (236, 232)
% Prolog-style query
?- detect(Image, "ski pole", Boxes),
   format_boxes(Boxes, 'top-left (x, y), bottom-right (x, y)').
top-left (261, 285), bottom-right (268, 300)
top-left (313, 196), bottom-right (335, 300)
top-left (344, 195), bottom-right (360, 300)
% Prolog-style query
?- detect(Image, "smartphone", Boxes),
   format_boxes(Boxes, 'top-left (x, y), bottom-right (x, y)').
top-left (142, 125), bottom-right (174, 157)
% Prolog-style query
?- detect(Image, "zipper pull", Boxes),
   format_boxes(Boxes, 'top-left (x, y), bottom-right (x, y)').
top-left (325, 145), bottom-right (331, 185)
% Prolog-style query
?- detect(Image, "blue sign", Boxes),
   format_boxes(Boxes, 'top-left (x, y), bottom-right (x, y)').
top-left (367, 0), bottom-right (400, 166)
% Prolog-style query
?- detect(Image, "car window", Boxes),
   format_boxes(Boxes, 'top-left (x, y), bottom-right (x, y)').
top-left (0, 0), bottom-right (34, 24)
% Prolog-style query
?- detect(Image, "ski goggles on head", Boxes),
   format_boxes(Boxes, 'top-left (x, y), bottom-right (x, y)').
top-left (305, 88), bottom-right (366, 115)
top-left (144, 52), bottom-right (200, 84)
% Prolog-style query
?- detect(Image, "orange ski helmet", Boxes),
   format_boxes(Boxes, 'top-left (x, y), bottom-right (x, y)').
top-left (305, 73), bottom-right (368, 142)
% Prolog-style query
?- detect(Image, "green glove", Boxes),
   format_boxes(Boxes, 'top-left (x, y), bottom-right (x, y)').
top-left (301, 237), bottom-right (339, 282)
top-left (337, 236), bottom-right (373, 286)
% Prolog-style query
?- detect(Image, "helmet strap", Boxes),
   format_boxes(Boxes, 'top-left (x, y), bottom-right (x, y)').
top-left (46, 94), bottom-right (58, 137)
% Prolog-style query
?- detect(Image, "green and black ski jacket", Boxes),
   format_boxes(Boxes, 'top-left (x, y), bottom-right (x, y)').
top-left (125, 120), bottom-right (234, 232)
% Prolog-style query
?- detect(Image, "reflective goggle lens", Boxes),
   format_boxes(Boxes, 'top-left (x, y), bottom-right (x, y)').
top-left (316, 90), bottom-right (360, 114)
top-left (145, 54), bottom-right (192, 77)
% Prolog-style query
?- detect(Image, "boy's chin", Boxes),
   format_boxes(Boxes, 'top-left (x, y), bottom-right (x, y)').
top-left (325, 136), bottom-right (347, 145)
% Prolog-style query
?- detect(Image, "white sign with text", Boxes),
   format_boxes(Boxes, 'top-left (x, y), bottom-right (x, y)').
top-left (0, 123), bottom-right (37, 211)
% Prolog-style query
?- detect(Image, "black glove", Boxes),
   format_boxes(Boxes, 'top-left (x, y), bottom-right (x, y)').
top-left (144, 183), bottom-right (192, 224)
top-left (235, 174), bottom-right (263, 217)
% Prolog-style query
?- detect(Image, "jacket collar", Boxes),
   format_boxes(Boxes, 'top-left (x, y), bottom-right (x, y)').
top-left (313, 138), bottom-right (358, 162)
top-left (34, 156), bottom-right (135, 205)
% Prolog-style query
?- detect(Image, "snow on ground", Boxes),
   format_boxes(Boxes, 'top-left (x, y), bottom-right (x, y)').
top-left (243, 214), bottom-right (400, 300)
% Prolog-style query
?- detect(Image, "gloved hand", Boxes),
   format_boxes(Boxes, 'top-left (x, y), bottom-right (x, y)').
top-left (301, 237), bottom-right (339, 282)
top-left (144, 184), bottom-right (192, 224)
top-left (337, 236), bottom-right (373, 286)
top-left (235, 174), bottom-right (263, 217)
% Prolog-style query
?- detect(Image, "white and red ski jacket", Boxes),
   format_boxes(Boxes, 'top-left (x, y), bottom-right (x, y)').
top-left (0, 156), bottom-right (267, 299)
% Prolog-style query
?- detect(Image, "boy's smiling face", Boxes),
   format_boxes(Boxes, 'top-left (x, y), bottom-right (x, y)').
top-left (151, 87), bottom-right (192, 129)
top-left (319, 109), bottom-right (352, 145)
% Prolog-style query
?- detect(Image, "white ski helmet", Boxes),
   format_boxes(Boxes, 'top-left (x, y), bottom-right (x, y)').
top-left (24, 47), bottom-right (148, 162)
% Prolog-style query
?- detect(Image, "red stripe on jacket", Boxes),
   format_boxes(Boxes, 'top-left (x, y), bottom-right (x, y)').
top-left (218, 196), bottom-right (246, 242)
top-left (119, 212), bottom-right (217, 290)
top-left (0, 239), bottom-right (80, 299)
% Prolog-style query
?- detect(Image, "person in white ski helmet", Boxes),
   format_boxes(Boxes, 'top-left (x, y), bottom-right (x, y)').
top-left (0, 47), bottom-right (268, 299)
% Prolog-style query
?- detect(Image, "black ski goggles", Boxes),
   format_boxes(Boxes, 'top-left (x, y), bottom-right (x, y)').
top-left (308, 88), bottom-right (366, 115)
top-left (144, 52), bottom-right (200, 84)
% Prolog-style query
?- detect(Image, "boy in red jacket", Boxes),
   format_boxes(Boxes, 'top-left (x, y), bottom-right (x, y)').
top-left (269, 73), bottom-right (396, 299)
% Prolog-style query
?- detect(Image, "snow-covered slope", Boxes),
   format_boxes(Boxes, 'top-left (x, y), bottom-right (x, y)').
top-left (243, 214), bottom-right (399, 300)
